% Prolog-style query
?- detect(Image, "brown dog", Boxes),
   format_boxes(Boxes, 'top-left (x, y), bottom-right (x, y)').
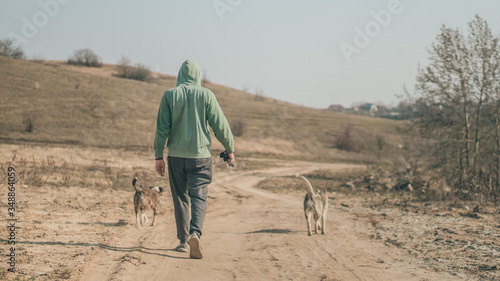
top-left (132, 177), bottom-right (163, 227)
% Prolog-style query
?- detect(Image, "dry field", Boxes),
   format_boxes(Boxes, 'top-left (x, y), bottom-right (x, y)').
top-left (0, 143), bottom-right (498, 281)
top-left (1, 56), bottom-right (498, 281)
top-left (0, 56), bottom-right (407, 164)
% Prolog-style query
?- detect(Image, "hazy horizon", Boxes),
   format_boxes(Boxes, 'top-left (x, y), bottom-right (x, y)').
top-left (2, 0), bottom-right (500, 108)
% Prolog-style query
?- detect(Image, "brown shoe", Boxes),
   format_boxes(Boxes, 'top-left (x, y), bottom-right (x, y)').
top-left (189, 234), bottom-right (203, 259)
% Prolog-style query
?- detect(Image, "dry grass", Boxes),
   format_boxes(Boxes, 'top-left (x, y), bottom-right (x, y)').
top-left (0, 56), bottom-right (408, 163)
top-left (0, 152), bottom-right (164, 191)
top-left (257, 168), bottom-right (369, 194)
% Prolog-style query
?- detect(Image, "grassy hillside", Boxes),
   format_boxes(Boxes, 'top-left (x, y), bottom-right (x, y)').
top-left (0, 56), bottom-right (408, 163)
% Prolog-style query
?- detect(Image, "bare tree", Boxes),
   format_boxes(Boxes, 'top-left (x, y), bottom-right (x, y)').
top-left (409, 15), bottom-right (500, 200)
top-left (116, 56), bottom-right (131, 78)
top-left (68, 48), bottom-right (102, 67)
top-left (0, 38), bottom-right (26, 59)
top-left (202, 70), bottom-right (209, 87)
top-left (114, 56), bottom-right (152, 82)
top-left (467, 17), bottom-right (500, 173)
top-left (254, 87), bottom-right (265, 101)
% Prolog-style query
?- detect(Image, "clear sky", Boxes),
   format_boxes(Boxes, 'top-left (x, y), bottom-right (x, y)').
top-left (2, 0), bottom-right (500, 108)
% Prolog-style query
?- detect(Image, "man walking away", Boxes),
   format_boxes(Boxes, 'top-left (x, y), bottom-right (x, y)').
top-left (154, 59), bottom-right (235, 259)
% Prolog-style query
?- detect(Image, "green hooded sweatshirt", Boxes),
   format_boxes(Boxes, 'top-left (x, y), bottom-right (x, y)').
top-left (154, 60), bottom-right (234, 158)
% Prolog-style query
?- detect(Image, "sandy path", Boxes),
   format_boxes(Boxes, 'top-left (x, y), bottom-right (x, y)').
top-left (76, 162), bottom-right (456, 281)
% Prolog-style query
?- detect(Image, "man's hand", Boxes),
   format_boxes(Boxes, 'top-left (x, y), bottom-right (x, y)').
top-left (228, 152), bottom-right (235, 167)
top-left (155, 159), bottom-right (165, 177)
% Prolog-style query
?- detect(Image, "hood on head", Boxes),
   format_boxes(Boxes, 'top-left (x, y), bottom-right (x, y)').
top-left (176, 59), bottom-right (201, 86)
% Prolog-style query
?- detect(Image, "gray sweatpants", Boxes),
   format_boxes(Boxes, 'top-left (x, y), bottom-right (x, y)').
top-left (167, 156), bottom-right (212, 243)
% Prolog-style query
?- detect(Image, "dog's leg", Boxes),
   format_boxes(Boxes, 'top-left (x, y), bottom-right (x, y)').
top-left (152, 208), bottom-right (157, 226)
top-left (321, 212), bottom-right (327, 235)
top-left (314, 214), bottom-right (320, 234)
top-left (136, 212), bottom-right (141, 227)
top-left (306, 213), bottom-right (312, 236)
top-left (143, 213), bottom-right (149, 223)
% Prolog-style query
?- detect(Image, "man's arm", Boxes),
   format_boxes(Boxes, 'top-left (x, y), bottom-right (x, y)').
top-left (154, 93), bottom-right (171, 158)
top-left (154, 94), bottom-right (171, 176)
top-left (206, 92), bottom-right (234, 154)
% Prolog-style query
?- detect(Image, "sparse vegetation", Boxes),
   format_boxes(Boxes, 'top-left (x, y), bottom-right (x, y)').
top-left (0, 55), bottom-right (404, 163)
top-left (129, 63), bottom-right (152, 82)
top-left (114, 55), bottom-right (152, 82)
top-left (1, 153), bottom-right (163, 190)
top-left (22, 110), bottom-right (38, 132)
top-left (254, 87), bottom-right (265, 101)
top-left (230, 119), bottom-right (246, 137)
top-left (408, 15), bottom-right (500, 202)
top-left (116, 55), bottom-right (132, 78)
top-left (55, 268), bottom-right (72, 279)
top-left (68, 48), bottom-right (102, 67)
top-left (334, 125), bottom-right (364, 153)
top-left (31, 53), bottom-right (45, 63)
top-left (0, 38), bottom-right (26, 59)
top-left (202, 69), bottom-right (209, 87)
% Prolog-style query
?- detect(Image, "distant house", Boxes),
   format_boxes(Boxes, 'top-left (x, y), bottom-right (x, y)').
top-left (327, 104), bottom-right (344, 112)
top-left (358, 103), bottom-right (378, 115)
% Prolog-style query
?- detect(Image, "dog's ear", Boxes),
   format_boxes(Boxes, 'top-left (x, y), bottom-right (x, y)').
top-left (158, 187), bottom-right (164, 193)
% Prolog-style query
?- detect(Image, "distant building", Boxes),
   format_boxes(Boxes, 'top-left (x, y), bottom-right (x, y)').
top-left (358, 103), bottom-right (378, 115)
top-left (328, 101), bottom-right (415, 120)
top-left (327, 104), bottom-right (345, 112)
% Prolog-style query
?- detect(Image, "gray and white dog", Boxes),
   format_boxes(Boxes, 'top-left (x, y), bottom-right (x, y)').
top-left (296, 175), bottom-right (328, 236)
top-left (132, 177), bottom-right (163, 227)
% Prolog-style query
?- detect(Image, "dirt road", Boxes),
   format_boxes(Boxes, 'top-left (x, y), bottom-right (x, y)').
top-left (0, 143), bottom-right (470, 280)
top-left (73, 161), bottom-right (456, 281)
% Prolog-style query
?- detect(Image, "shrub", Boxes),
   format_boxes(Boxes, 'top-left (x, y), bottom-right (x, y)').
top-left (376, 134), bottom-right (385, 151)
top-left (128, 63), bottom-right (152, 82)
top-left (0, 38), bottom-right (25, 59)
top-left (22, 111), bottom-right (38, 133)
top-left (68, 48), bottom-right (102, 67)
top-left (334, 125), bottom-right (364, 153)
top-left (116, 56), bottom-right (131, 78)
top-left (230, 119), bottom-right (246, 137)
top-left (31, 53), bottom-right (45, 63)
top-left (114, 56), bottom-right (152, 82)
top-left (254, 88), bottom-right (265, 101)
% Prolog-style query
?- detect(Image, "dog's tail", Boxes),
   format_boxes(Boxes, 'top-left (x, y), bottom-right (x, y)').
top-left (296, 174), bottom-right (315, 198)
top-left (132, 177), bottom-right (142, 192)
